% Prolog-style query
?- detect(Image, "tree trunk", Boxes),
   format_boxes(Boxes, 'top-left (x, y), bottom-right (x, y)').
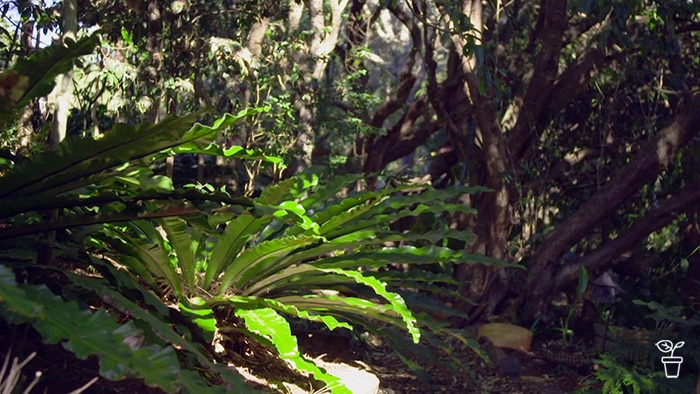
top-left (440, 0), bottom-right (516, 320)
top-left (14, 0), bottom-right (36, 154)
top-left (285, 0), bottom-right (349, 177)
top-left (48, 0), bottom-right (78, 150)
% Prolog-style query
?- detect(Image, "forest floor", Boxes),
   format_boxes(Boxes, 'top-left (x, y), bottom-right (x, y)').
top-left (1, 317), bottom-right (595, 394)
top-left (258, 327), bottom-right (594, 394)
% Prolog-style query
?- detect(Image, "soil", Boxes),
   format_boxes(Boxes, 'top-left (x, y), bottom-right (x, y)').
top-left (1, 317), bottom-right (595, 394)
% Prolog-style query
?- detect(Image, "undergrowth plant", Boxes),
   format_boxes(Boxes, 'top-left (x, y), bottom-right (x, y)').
top-left (576, 300), bottom-right (700, 394)
top-left (90, 173), bottom-right (506, 392)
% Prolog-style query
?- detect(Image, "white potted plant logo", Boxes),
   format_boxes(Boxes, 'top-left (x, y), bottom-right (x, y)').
top-left (656, 340), bottom-right (684, 378)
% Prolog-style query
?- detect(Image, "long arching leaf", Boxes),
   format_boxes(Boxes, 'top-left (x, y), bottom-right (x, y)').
top-left (322, 202), bottom-right (477, 240)
top-left (0, 110), bottom-right (252, 203)
top-left (314, 246), bottom-right (511, 269)
top-left (242, 264), bottom-right (356, 296)
top-left (204, 212), bottom-right (270, 288)
top-left (158, 217), bottom-right (197, 291)
top-left (217, 234), bottom-right (321, 295)
top-left (220, 294), bottom-right (353, 331)
top-left (0, 265), bottom-right (237, 393)
top-left (96, 226), bottom-right (182, 296)
top-left (273, 295), bottom-right (408, 328)
top-left (0, 115), bottom-right (196, 200)
top-left (204, 179), bottom-right (298, 288)
top-left (1, 35), bottom-right (99, 116)
top-left (315, 267), bottom-right (420, 343)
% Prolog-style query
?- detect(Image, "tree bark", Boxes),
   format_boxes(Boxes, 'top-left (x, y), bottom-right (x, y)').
top-left (14, 0), bottom-right (36, 154)
top-left (555, 184), bottom-right (700, 286)
top-left (681, 206), bottom-right (700, 310)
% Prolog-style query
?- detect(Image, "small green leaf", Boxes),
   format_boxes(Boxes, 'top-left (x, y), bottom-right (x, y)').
top-left (577, 267), bottom-right (589, 298)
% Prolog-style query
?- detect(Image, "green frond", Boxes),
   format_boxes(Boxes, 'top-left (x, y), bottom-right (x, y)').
top-left (0, 265), bottom-right (246, 393)
top-left (234, 306), bottom-right (352, 394)
top-left (317, 267), bottom-right (420, 343)
top-left (204, 212), bottom-right (270, 288)
top-left (222, 294), bottom-right (353, 331)
top-left (217, 234), bottom-right (322, 295)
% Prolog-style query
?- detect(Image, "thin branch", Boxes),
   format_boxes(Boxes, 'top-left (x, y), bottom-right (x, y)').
top-left (68, 377), bottom-right (99, 394)
top-left (368, 73), bottom-right (418, 128)
top-left (0, 352), bottom-right (37, 394)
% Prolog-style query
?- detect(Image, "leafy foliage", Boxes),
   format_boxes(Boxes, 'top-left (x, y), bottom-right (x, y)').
top-left (0, 34), bottom-right (99, 124)
top-left (235, 304), bottom-right (351, 394)
top-left (89, 173), bottom-right (502, 390)
top-left (589, 354), bottom-right (657, 394)
top-left (0, 265), bottom-right (249, 393)
top-left (574, 300), bottom-right (700, 394)
top-left (3, 1), bottom-right (700, 392)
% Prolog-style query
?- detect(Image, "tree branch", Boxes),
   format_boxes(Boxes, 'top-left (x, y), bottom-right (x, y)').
top-left (367, 1), bottom-right (422, 129)
top-left (507, 0), bottom-right (567, 160)
top-left (553, 184), bottom-right (700, 287)
top-left (369, 73), bottom-right (417, 128)
top-left (364, 98), bottom-right (440, 173)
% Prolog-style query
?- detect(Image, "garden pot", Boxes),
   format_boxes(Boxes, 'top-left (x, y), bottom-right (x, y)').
top-left (661, 356), bottom-right (683, 378)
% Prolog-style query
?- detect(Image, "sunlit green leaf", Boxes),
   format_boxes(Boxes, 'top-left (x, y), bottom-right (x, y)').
top-left (235, 306), bottom-right (351, 394)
